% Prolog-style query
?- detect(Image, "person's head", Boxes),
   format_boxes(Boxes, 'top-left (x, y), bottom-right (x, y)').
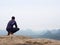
top-left (11, 16), bottom-right (15, 20)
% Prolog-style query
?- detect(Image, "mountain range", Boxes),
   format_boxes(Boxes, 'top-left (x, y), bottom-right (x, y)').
top-left (0, 29), bottom-right (60, 40)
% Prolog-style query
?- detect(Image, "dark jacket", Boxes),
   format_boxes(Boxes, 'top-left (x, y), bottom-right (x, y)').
top-left (6, 20), bottom-right (17, 29)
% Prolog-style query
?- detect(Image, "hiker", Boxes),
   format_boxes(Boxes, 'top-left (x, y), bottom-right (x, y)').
top-left (6, 16), bottom-right (19, 35)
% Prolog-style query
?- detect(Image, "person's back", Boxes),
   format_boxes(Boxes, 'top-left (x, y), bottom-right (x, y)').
top-left (6, 16), bottom-right (19, 35)
top-left (6, 20), bottom-right (17, 29)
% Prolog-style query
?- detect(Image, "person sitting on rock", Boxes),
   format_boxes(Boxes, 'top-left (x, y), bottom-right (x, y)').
top-left (6, 16), bottom-right (19, 35)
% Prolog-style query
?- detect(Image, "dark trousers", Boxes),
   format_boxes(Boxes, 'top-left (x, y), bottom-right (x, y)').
top-left (6, 28), bottom-right (19, 34)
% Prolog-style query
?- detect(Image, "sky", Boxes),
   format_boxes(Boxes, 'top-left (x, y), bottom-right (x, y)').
top-left (0, 0), bottom-right (60, 31)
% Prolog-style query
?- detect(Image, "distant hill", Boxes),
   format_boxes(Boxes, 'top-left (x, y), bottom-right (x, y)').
top-left (15, 29), bottom-right (60, 40)
top-left (39, 29), bottom-right (60, 40)
top-left (0, 29), bottom-right (60, 40)
top-left (0, 30), bottom-right (7, 35)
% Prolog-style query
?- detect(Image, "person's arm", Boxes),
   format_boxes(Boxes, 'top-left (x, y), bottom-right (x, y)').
top-left (15, 21), bottom-right (17, 28)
